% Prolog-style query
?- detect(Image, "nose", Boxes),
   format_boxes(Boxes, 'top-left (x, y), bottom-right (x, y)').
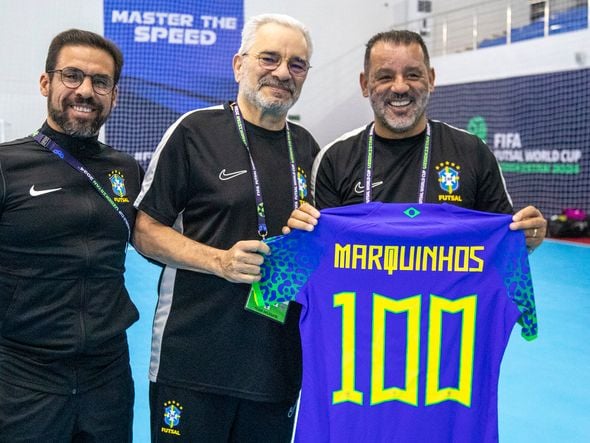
top-left (272, 59), bottom-right (292, 80)
top-left (76, 75), bottom-right (95, 96)
top-left (389, 76), bottom-right (410, 94)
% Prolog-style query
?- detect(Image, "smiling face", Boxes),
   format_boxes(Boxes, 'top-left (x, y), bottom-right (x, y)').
top-left (233, 22), bottom-right (310, 124)
top-left (40, 45), bottom-right (117, 138)
top-left (361, 41), bottom-right (435, 139)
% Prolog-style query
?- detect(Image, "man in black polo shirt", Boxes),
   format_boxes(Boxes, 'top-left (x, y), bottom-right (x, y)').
top-left (286, 30), bottom-right (547, 250)
top-left (133, 13), bottom-right (319, 442)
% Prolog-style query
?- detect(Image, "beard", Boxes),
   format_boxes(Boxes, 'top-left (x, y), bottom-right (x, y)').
top-left (47, 90), bottom-right (110, 138)
top-left (371, 89), bottom-right (430, 135)
top-left (241, 75), bottom-right (300, 117)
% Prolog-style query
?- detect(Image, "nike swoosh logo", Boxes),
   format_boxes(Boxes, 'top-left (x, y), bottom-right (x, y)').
top-left (354, 181), bottom-right (384, 194)
top-left (219, 169), bottom-right (248, 181)
top-left (29, 185), bottom-right (63, 197)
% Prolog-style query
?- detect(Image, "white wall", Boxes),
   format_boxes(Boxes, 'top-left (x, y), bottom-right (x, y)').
top-left (434, 28), bottom-right (590, 86)
top-left (0, 1), bottom-right (588, 145)
top-left (0, 0), bottom-right (103, 141)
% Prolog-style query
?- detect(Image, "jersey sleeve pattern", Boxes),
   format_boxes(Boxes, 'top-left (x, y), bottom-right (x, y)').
top-left (504, 251), bottom-right (538, 340)
top-left (257, 231), bottom-right (322, 305)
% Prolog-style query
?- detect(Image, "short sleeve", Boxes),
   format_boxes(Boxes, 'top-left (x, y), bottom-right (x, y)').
top-left (313, 152), bottom-right (342, 210)
top-left (135, 122), bottom-right (191, 226)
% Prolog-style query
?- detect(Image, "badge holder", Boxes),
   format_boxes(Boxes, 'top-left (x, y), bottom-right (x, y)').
top-left (245, 282), bottom-right (289, 324)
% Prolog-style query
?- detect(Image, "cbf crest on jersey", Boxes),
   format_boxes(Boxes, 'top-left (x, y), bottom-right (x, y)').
top-left (161, 400), bottom-right (183, 436)
top-left (108, 170), bottom-right (130, 203)
top-left (435, 161), bottom-right (463, 202)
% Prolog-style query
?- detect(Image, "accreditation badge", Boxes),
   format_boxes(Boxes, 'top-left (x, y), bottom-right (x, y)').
top-left (245, 283), bottom-right (289, 324)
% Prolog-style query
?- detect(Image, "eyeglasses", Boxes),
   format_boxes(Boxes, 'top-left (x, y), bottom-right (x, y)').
top-left (243, 52), bottom-right (311, 77)
top-left (47, 67), bottom-right (115, 95)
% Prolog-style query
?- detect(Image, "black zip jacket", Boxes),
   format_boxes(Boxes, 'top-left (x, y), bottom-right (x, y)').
top-left (0, 123), bottom-right (142, 393)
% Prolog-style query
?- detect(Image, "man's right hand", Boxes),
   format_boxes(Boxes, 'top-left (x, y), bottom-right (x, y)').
top-left (282, 202), bottom-right (321, 235)
top-left (217, 240), bottom-right (270, 283)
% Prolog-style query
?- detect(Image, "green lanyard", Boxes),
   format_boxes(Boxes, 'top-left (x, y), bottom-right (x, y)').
top-left (364, 122), bottom-right (432, 204)
top-left (232, 104), bottom-right (299, 239)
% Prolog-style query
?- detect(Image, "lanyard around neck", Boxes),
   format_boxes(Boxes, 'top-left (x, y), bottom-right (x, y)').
top-left (364, 122), bottom-right (432, 204)
top-left (232, 104), bottom-right (299, 239)
top-left (32, 131), bottom-right (131, 243)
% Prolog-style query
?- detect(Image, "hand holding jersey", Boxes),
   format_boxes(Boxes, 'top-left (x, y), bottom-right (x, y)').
top-left (282, 201), bottom-right (320, 234)
top-left (219, 240), bottom-right (270, 283)
top-left (510, 205), bottom-right (546, 251)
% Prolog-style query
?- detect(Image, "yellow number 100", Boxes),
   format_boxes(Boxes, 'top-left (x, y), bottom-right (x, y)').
top-left (332, 292), bottom-right (477, 408)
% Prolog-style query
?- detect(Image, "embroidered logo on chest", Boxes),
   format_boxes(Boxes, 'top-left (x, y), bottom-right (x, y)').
top-left (219, 169), bottom-right (248, 181)
top-left (109, 170), bottom-right (130, 203)
top-left (353, 180), bottom-right (384, 195)
top-left (435, 161), bottom-right (463, 202)
top-left (29, 185), bottom-right (62, 197)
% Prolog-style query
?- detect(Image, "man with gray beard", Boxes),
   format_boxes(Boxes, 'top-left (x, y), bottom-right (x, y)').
top-left (286, 30), bottom-right (547, 252)
top-left (0, 29), bottom-right (142, 442)
top-left (132, 13), bottom-right (318, 442)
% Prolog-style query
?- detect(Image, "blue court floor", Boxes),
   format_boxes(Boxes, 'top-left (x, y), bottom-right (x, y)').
top-left (125, 239), bottom-right (590, 442)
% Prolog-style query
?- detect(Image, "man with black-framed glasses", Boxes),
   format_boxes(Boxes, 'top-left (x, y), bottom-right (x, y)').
top-left (0, 29), bottom-right (142, 442)
top-left (47, 67), bottom-right (116, 97)
top-left (133, 13), bottom-right (318, 443)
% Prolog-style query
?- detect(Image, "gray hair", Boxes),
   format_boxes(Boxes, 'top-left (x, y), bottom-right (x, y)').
top-left (238, 13), bottom-right (313, 59)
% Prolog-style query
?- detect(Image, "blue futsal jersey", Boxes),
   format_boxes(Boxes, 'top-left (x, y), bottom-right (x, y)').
top-left (254, 203), bottom-right (537, 443)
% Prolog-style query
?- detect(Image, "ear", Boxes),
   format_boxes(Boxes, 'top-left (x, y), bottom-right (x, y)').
top-left (428, 67), bottom-right (436, 93)
top-left (232, 53), bottom-right (243, 83)
top-left (111, 85), bottom-right (118, 109)
top-left (39, 73), bottom-right (50, 97)
top-left (360, 72), bottom-right (369, 97)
